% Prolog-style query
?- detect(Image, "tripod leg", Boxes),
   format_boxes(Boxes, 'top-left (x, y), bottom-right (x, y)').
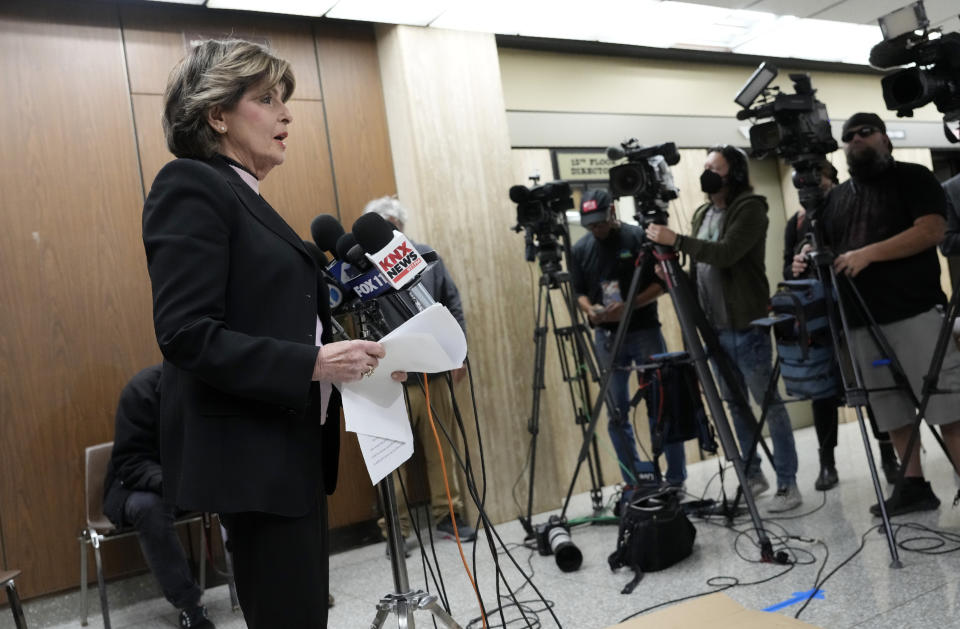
top-left (523, 278), bottom-right (551, 531)
top-left (853, 405), bottom-right (903, 568)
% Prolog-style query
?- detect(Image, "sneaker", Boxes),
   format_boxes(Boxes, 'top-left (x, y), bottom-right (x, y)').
top-left (767, 485), bottom-right (803, 513)
top-left (814, 465), bottom-right (838, 491)
top-left (436, 513), bottom-right (477, 542)
top-left (870, 479), bottom-right (940, 517)
top-left (179, 606), bottom-right (214, 629)
top-left (746, 472), bottom-right (770, 497)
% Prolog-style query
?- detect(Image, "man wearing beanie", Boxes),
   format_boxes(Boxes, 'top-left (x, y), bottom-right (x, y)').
top-left (569, 188), bottom-right (686, 489)
top-left (793, 112), bottom-right (960, 516)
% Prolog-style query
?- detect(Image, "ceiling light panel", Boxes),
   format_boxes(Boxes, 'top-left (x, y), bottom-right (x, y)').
top-left (206, 0), bottom-right (337, 17)
top-left (325, 0), bottom-right (449, 26)
top-left (733, 17), bottom-right (882, 64)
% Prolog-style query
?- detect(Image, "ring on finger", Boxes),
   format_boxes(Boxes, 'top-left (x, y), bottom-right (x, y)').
top-left (363, 366), bottom-right (375, 378)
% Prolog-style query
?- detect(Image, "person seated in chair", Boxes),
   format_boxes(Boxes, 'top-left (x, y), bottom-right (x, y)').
top-left (102, 364), bottom-right (214, 629)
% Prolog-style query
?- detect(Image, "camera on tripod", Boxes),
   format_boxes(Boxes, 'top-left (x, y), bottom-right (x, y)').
top-left (869, 1), bottom-right (960, 140)
top-left (607, 139), bottom-right (680, 226)
top-left (534, 515), bottom-right (582, 573)
top-left (509, 177), bottom-right (574, 275)
top-left (735, 63), bottom-right (838, 214)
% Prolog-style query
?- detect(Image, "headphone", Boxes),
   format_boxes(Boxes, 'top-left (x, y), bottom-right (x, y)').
top-left (708, 144), bottom-right (751, 188)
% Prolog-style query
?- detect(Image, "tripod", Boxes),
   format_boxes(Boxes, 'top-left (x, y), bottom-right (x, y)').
top-left (520, 242), bottom-right (611, 535)
top-left (559, 226), bottom-right (778, 562)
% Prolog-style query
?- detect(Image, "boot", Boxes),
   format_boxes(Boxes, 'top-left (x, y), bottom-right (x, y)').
top-left (814, 448), bottom-right (838, 491)
top-left (879, 441), bottom-right (900, 484)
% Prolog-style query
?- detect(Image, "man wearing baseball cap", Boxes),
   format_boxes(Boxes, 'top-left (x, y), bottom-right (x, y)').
top-left (569, 189), bottom-right (686, 488)
top-left (794, 112), bottom-right (960, 516)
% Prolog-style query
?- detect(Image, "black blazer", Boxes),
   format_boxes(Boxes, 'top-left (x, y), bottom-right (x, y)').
top-left (142, 156), bottom-right (341, 517)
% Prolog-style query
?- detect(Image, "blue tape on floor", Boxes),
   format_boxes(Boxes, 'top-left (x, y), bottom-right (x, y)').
top-left (763, 589), bottom-right (825, 612)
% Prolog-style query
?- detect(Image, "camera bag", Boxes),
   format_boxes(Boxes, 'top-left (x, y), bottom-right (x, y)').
top-left (608, 488), bottom-right (696, 594)
top-left (767, 279), bottom-right (839, 400)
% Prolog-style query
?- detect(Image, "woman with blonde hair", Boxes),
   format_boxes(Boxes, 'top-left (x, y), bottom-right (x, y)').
top-left (143, 39), bottom-right (402, 627)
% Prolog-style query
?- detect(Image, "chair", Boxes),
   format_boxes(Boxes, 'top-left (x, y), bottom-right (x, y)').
top-left (1, 569), bottom-right (28, 628)
top-left (78, 442), bottom-right (235, 628)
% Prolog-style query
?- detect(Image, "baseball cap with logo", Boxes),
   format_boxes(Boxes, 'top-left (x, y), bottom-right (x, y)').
top-left (580, 189), bottom-right (612, 227)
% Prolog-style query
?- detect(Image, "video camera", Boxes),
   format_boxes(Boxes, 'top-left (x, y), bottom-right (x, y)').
top-left (510, 177), bottom-right (574, 275)
top-left (869, 1), bottom-right (960, 141)
top-left (735, 63), bottom-right (837, 214)
top-left (607, 139), bottom-right (680, 226)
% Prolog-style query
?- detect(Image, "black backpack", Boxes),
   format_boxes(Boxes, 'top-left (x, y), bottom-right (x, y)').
top-left (608, 489), bottom-right (696, 594)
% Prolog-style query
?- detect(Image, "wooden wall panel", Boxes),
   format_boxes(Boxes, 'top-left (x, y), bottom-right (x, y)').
top-left (0, 1), bottom-right (158, 596)
top-left (314, 22), bottom-right (398, 227)
top-left (121, 3), bottom-right (323, 99)
top-left (0, 2), bottom-right (394, 598)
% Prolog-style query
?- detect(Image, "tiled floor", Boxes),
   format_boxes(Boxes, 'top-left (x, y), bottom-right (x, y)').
top-left (10, 421), bottom-right (960, 629)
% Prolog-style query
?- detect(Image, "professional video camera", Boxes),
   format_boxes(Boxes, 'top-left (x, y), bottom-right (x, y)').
top-left (735, 63), bottom-right (838, 213)
top-left (607, 139), bottom-right (680, 225)
top-left (534, 515), bottom-right (582, 573)
top-left (868, 1), bottom-right (960, 141)
top-left (510, 177), bottom-right (574, 274)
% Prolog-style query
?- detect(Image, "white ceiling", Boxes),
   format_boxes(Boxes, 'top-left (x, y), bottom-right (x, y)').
top-left (686, 0), bottom-right (958, 31)
top-left (190, 0), bottom-right (960, 66)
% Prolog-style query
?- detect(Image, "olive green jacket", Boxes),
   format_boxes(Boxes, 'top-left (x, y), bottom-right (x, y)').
top-left (675, 191), bottom-right (770, 330)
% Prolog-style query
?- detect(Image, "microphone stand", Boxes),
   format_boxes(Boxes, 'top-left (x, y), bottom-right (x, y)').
top-left (350, 278), bottom-right (463, 629)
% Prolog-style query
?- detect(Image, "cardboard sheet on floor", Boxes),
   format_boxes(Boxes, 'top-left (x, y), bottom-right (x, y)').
top-left (605, 593), bottom-right (820, 628)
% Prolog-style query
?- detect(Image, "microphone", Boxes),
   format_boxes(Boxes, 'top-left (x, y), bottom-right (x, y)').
top-left (352, 213), bottom-right (428, 290)
top-left (311, 214), bottom-right (345, 254)
top-left (302, 240), bottom-right (349, 339)
top-left (350, 213), bottom-right (438, 337)
top-left (606, 145), bottom-right (626, 161)
top-left (869, 38), bottom-right (914, 69)
top-left (333, 232), bottom-right (392, 301)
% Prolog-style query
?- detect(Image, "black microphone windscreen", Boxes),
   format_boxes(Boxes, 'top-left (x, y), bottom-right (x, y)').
top-left (352, 213), bottom-right (395, 254)
top-left (509, 185), bottom-right (529, 203)
top-left (311, 214), bottom-right (345, 253)
top-left (869, 39), bottom-right (912, 69)
top-left (303, 240), bottom-right (329, 268)
top-left (606, 146), bottom-right (626, 160)
top-left (659, 142), bottom-right (680, 166)
top-left (335, 233), bottom-right (357, 262)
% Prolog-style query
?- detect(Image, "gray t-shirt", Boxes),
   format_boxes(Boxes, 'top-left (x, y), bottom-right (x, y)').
top-left (695, 205), bottom-right (730, 330)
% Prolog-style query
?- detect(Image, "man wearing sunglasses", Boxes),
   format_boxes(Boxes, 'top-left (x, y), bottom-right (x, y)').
top-left (793, 112), bottom-right (960, 517)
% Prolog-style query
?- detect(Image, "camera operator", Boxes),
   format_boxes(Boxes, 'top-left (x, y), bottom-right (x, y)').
top-left (363, 196), bottom-right (477, 551)
top-left (568, 189), bottom-right (686, 488)
top-left (646, 145), bottom-right (802, 513)
top-left (793, 113), bottom-right (960, 516)
top-left (783, 160), bottom-right (901, 491)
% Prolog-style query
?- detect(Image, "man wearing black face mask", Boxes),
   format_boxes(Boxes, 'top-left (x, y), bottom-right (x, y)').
top-left (569, 189), bottom-right (686, 489)
top-left (646, 145), bottom-right (801, 513)
top-left (793, 112), bottom-right (960, 517)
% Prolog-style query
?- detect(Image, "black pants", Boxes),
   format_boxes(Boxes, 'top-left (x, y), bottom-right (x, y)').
top-left (813, 394), bottom-right (890, 452)
top-left (124, 491), bottom-right (202, 610)
top-left (221, 495), bottom-right (329, 628)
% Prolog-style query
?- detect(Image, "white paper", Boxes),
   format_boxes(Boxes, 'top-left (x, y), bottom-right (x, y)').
top-left (340, 303), bottom-right (467, 484)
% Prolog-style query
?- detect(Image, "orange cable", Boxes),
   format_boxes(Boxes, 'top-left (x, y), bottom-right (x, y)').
top-left (423, 373), bottom-right (487, 629)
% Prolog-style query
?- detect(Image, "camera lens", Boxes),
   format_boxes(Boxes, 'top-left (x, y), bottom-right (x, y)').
top-left (547, 526), bottom-right (583, 572)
